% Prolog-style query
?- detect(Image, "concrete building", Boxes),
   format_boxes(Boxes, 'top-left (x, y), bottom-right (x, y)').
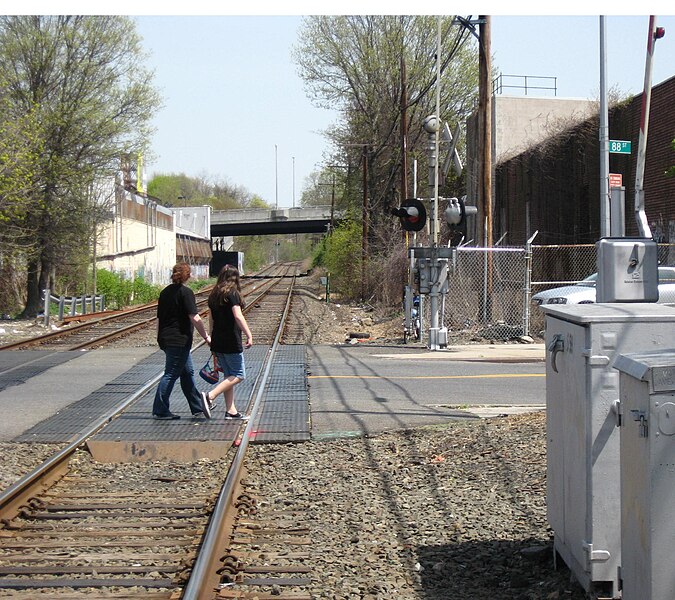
top-left (172, 206), bottom-right (213, 280)
top-left (95, 160), bottom-right (212, 284)
top-left (491, 75), bottom-right (675, 246)
top-left (466, 87), bottom-right (596, 244)
top-left (95, 183), bottom-right (176, 284)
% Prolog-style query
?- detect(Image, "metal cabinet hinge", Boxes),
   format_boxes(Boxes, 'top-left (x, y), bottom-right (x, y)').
top-left (612, 400), bottom-right (622, 427)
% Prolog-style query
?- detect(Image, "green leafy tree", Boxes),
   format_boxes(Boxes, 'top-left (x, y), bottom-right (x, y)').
top-left (295, 16), bottom-right (477, 222)
top-left (0, 86), bottom-right (44, 314)
top-left (0, 16), bottom-right (162, 317)
top-left (147, 173), bottom-right (196, 206)
top-left (294, 16), bottom-right (478, 302)
top-left (0, 90), bottom-right (42, 252)
top-left (148, 172), bottom-right (258, 210)
top-left (313, 220), bottom-right (362, 300)
top-left (300, 167), bottom-right (348, 211)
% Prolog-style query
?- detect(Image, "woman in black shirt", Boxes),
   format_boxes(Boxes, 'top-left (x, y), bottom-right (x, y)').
top-left (201, 265), bottom-right (252, 419)
top-left (153, 263), bottom-right (211, 419)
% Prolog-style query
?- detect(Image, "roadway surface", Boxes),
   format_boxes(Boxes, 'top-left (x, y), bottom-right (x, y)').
top-left (0, 343), bottom-right (545, 442)
top-left (307, 344), bottom-right (545, 438)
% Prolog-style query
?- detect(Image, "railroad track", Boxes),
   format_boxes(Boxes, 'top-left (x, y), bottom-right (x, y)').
top-left (0, 262), bottom-right (314, 598)
top-left (0, 263), bottom-right (298, 352)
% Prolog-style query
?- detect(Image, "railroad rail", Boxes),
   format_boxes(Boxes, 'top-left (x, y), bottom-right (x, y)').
top-left (0, 262), bottom-right (313, 598)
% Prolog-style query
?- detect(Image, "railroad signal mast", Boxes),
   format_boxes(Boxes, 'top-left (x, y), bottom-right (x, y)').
top-left (393, 114), bottom-right (477, 350)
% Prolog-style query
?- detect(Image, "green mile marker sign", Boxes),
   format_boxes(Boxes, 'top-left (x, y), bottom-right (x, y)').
top-left (609, 140), bottom-right (632, 154)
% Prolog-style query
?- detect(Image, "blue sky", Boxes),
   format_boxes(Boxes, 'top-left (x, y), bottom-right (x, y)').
top-left (10, 5), bottom-right (675, 207)
top-left (135, 14), bottom-right (675, 207)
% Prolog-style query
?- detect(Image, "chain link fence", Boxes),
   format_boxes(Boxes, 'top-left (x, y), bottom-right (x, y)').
top-left (419, 243), bottom-right (675, 343)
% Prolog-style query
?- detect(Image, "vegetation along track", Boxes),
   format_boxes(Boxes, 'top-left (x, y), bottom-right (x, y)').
top-left (0, 261), bottom-right (315, 597)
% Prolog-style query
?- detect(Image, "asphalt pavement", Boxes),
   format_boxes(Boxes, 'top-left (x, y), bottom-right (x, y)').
top-left (307, 343), bottom-right (546, 438)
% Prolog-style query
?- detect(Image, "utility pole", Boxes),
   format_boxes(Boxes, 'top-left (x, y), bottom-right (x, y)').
top-left (478, 15), bottom-right (492, 248)
top-left (400, 55), bottom-right (409, 242)
top-left (362, 147), bottom-right (369, 302)
top-left (478, 15), bottom-right (493, 323)
top-left (274, 144), bottom-right (279, 209)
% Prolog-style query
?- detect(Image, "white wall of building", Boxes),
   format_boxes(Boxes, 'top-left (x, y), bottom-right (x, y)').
top-left (95, 191), bottom-right (177, 284)
top-left (492, 96), bottom-right (596, 162)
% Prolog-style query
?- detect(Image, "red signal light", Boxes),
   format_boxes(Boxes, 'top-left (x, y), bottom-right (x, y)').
top-left (654, 27), bottom-right (665, 40)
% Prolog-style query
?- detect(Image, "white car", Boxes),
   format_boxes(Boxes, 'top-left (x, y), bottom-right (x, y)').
top-left (532, 267), bottom-right (675, 306)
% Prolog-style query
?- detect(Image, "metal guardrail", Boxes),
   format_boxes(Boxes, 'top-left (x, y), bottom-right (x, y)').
top-left (42, 289), bottom-right (105, 325)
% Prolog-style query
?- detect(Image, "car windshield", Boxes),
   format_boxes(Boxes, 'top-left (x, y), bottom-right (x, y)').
top-left (575, 273), bottom-right (597, 287)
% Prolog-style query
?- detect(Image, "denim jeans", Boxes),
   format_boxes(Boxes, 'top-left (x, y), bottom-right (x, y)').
top-left (152, 345), bottom-right (203, 416)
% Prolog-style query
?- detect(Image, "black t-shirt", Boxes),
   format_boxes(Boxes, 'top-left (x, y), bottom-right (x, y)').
top-left (209, 290), bottom-right (243, 353)
top-left (156, 283), bottom-right (198, 348)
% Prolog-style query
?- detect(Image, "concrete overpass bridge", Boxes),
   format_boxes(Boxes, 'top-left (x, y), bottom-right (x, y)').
top-left (210, 205), bottom-right (339, 237)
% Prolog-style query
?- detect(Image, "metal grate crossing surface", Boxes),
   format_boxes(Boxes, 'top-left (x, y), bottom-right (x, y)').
top-left (88, 346), bottom-right (267, 443)
top-left (250, 344), bottom-right (309, 443)
top-left (12, 344), bottom-right (310, 448)
top-left (12, 351), bottom-right (169, 443)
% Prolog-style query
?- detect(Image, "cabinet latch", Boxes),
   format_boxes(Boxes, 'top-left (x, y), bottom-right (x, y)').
top-left (630, 410), bottom-right (649, 438)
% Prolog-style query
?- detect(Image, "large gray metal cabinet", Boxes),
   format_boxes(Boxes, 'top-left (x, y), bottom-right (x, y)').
top-left (543, 303), bottom-right (675, 598)
top-left (615, 350), bottom-right (675, 600)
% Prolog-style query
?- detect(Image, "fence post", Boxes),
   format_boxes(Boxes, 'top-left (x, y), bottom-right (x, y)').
top-left (481, 247), bottom-right (488, 323)
top-left (43, 289), bottom-right (50, 326)
top-left (58, 296), bottom-right (65, 321)
top-left (523, 231), bottom-right (539, 337)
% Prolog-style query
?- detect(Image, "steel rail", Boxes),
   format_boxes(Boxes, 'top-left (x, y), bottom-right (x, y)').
top-left (0, 369), bottom-right (165, 523)
top-left (0, 265), bottom-right (296, 517)
top-left (181, 273), bottom-right (296, 599)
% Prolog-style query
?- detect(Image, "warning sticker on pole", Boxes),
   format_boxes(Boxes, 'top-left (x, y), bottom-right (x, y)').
top-left (609, 173), bottom-right (623, 188)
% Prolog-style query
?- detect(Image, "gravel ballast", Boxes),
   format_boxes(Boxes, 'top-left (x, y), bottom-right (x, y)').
top-left (247, 411), bottom-right (587, 599)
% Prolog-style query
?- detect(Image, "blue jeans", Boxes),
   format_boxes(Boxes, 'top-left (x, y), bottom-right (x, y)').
top-left (152, 345), bottom-right (203, 416)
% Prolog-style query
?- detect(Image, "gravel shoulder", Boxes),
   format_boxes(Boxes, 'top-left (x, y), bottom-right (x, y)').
top-left (248, 411), bottom-right (585, 599)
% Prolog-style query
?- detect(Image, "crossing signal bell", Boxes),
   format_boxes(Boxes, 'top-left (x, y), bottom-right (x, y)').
top-left (393, 199), bottom-right (427, 232)
top-left (444, 197), bottom-right (477, 227)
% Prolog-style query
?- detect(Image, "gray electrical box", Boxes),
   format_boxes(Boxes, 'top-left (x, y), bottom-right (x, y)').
top-left (615, 350), bottom-right (675, 600)
top-left (596, 237), bottom-right (658, 303)
top-left (543, 303), bottom-right (675, 598)
top-left (412, 247), bottom-right (452, 295)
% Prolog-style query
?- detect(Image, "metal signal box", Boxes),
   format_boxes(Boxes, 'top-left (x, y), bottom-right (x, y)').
top-left (614, 350), bottom-right (675, 600)
top-left (596, 237), bottom-right (658, 303)
top-left (543, 303), bottom-right (675, 598)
